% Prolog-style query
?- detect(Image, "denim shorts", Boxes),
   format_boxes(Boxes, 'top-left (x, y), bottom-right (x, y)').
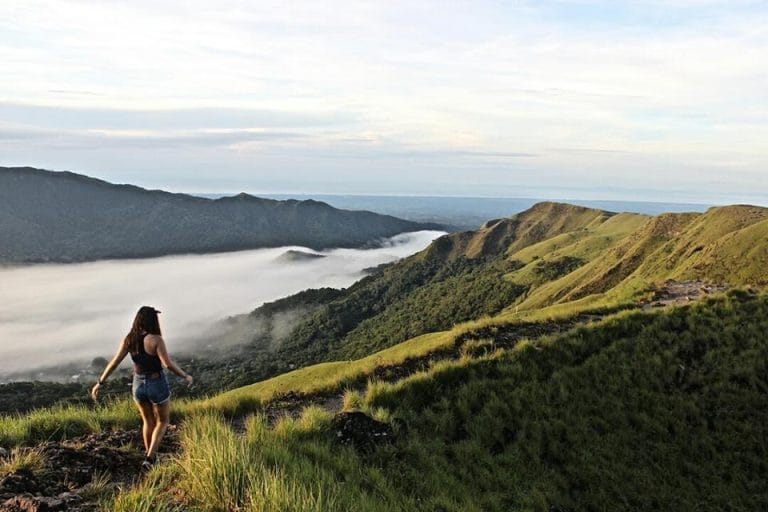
top-left (132, 372), bottom-right (171, 405)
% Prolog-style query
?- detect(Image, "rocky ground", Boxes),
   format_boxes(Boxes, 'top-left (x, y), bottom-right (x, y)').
top-left (0, 428), bottom-right (179, 512)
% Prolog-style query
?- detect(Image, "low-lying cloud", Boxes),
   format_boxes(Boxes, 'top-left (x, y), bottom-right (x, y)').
top-left (0, 231), bottom-right (444, 381)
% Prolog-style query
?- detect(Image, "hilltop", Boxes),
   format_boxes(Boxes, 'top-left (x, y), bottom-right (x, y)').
top-left (0, 167), bottom-right (438, 263)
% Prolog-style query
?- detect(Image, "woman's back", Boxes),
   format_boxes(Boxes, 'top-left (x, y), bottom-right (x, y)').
top-left (130, 334), bottom-right (163, 375)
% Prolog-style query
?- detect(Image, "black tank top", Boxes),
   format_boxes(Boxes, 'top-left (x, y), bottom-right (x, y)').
top-left (130, 334), bottom-right (163, 374)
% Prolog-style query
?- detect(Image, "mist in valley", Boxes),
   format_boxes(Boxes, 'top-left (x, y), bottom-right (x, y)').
top-left (0, 231), bottom-right (444, 381)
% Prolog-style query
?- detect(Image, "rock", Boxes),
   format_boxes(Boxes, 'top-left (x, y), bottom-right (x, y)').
top-left (331, 411), bottom-right (395, 451)
top-left (0, 494), bottom-right (65, 512)
top-left (54, 493), bottom-right (80, 506)
top-left (0, 470), bottom-right (41, 496)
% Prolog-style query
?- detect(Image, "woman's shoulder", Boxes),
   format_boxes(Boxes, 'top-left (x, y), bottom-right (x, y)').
top-left (144, 333), bottom-right (164, 345)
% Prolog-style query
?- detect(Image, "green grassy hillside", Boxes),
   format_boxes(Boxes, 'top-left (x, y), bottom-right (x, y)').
top-left (167, 202), bottom-right (768, 399)
top-left (262, 202), bottom-right (766, 351)
top-left (94, 290), bottom-right (768, 511)
top-left (191, 204), bottom-right (612, 384)
top-left (511, 204), bottom-right (768, 313)
top-left (263, 204), bottom-right (628, 356)
top-left (4, 202), bottom-right (765, 415)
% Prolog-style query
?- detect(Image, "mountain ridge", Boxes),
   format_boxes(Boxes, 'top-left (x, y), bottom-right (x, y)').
top-left (0, 166), bottom-right (440, 263)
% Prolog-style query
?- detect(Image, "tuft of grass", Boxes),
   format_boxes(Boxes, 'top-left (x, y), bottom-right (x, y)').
top-left (0, 447), bottom-right (44, 477)
top-left (177, 413), bottom-right (254, 509)
top-left (245, 466), bottom-right (336, 512)
top-left (107, 468), bottom-right (180, 512)
top-left (172, 413), bottom-right (383, 511)
top-left (78, 471), bottom-right (112, 502)
top-left (341, 389), bottom-right (365, 411)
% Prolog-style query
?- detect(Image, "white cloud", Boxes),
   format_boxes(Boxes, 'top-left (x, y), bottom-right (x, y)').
top-left (0, 0), bottom-right (766, 201)
top-left (0, 230), bottom-right (444, 379)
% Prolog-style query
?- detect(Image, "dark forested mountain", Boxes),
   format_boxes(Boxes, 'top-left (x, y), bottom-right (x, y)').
top-left (0, 167), bottom-right (437, 263)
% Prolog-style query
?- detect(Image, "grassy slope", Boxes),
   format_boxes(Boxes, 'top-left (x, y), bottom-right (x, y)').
top-left (512, 204), bottom-right (768, 314)
top-left (107, 291), bottom-right (768, 511)
top-left (129, 202), bottom-right (763, 404)
top-left (269, 203), bottom-right (615, 364)
top-left (504, 212), bottom-right (648, 304)
top-left (207, 330), bottom-right (453, 412)
top-left (362, 291), bottom-right (768, 511)
top-left (275, 202), bottom-right (767, 365)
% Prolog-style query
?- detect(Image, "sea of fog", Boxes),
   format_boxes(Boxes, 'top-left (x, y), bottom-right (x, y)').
top-left (0, 231), bottom-right (444, 381)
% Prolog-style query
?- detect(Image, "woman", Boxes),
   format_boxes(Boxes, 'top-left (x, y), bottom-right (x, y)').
top-left (91, 306), bottom-right (193, 467)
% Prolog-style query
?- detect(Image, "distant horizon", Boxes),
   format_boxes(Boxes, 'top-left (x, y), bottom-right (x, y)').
top-left (6, 163), bottom-right (766, 208)
top-left (199, 191), bottom-right (716, 208)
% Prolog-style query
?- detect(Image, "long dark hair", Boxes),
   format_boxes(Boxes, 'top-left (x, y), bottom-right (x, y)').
top-left (124, 306), bottom-right (162, 354)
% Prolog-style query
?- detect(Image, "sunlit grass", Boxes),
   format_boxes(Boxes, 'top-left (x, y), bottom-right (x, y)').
top-left (19, 292), bottom-right (768, 512)
top-left (166, 410), bottom-right (398, 511)
top-left (107, 468), bottom-right (180, 512)
top-left (0, 446), bottom-right (44, 477)
top-left (205, 330), bottom-right (454, 415)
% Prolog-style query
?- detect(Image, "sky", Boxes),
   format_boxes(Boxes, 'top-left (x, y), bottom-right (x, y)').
top-left (0, 0), bottom-right (766, 204)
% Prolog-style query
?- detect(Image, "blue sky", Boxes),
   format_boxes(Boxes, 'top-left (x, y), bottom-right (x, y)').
top-left (0, 0), bottom-right (766, 203)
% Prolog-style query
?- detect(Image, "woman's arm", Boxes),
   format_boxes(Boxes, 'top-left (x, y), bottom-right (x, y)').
top-left (153, 335), bottom-right (194, 387)
top-left (91, 341), bottom-right (129, 400)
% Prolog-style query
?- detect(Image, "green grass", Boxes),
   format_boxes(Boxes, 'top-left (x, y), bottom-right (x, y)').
top-left (107, 468), bottom-right (180, 512)
top-left (0, 330), bottom-right (455, 447)
top-left (0, 446), bottom-right (44, 477)
top-left (207, 330), bottom-right (453, 415)
top-left (0, 399), bottom-right (139, 446)
top-left (108, 410), bottom-right (402, 512)
top-left (361, 291), bottom-right (768, 511)
top-left (508, 211), bottom-right (648, 265)
top-left (104, 291), bottom-right (768, 511)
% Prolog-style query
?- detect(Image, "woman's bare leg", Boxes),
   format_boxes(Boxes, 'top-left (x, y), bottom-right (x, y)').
top-left (134, 400), bottom-right (156, 453)
top-left (147, 400), bottom-right (170, 459)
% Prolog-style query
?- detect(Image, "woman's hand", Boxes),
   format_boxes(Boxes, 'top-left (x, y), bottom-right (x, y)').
top-left (184, 374), bottom-right (194, 388)
top-left (91, 382), bottom-right (101, 401)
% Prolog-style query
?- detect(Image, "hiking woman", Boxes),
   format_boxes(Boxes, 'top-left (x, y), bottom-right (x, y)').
top-left (90, 306), bottom-right (193, 466)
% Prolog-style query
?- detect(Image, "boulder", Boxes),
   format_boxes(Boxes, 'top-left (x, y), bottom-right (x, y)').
top-left (331, 411), bottom-right (394, 451)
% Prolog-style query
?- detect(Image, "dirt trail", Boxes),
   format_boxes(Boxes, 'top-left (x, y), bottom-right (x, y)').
top-left (642, 280), bottom-right (728, 309)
